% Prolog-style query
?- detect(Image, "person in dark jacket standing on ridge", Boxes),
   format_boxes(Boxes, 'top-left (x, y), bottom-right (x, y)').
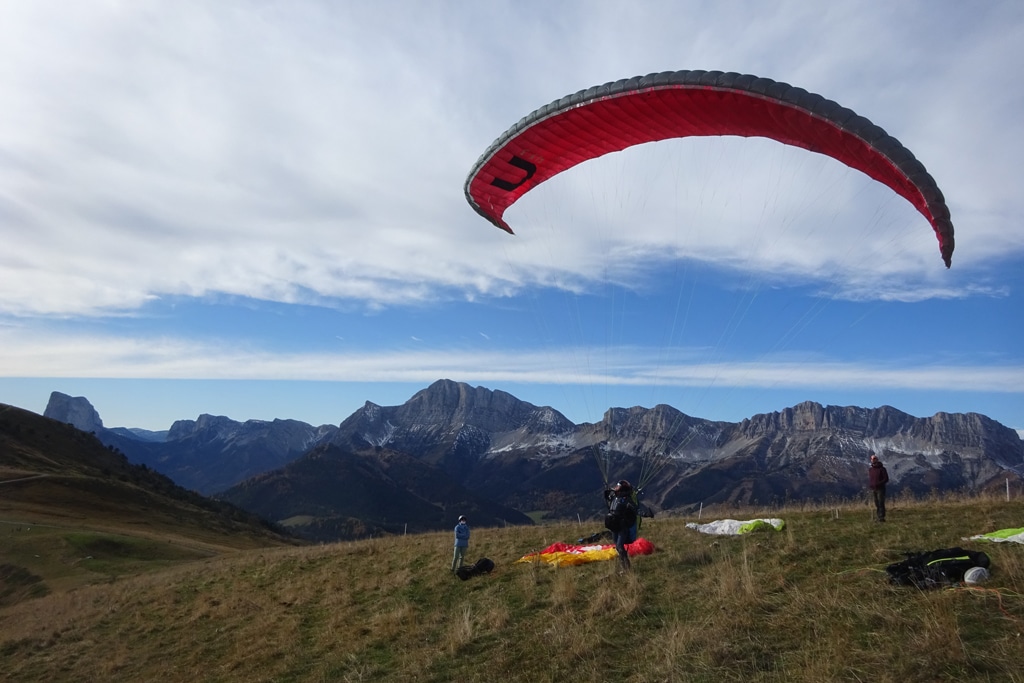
top-left (868, 452), bottom-right (889, 522)
top-left (603, 480), bottom-right (639, 572)
top-left (452, 515), bottom-right (470, 573)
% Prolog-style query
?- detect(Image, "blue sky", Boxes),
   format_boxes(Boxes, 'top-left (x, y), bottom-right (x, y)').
top-left (1, 1), bottom-right (1022, 433)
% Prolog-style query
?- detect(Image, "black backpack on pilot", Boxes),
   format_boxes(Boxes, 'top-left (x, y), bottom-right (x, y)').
top-left (604, 496), bottom-right (638, 534)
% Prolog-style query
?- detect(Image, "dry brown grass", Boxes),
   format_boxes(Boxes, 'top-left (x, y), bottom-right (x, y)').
top-left (2, 493), bottom-right (1023, 682)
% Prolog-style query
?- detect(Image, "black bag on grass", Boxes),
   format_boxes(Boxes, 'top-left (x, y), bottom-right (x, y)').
top-left (885, 547), bottom-right (990, 589)
top-left (576, 530), bottom-right (614, 544)
top-left (456, 557), bottom-right (495, 581)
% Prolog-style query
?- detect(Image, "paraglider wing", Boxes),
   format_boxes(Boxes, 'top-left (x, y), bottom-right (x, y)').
top-left (464, 70), bottom-right (954, 267)
top-left (516, 537), bottom-right (656, 567)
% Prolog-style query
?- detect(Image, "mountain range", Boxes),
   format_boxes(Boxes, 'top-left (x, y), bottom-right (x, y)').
top-left (41, 381), bottom-right (1024, 541)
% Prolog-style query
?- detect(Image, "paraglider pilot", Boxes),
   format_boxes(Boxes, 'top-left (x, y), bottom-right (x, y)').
top-left (452, 515), bottom-right (470, 573)
top-left (868, 453), bottom-right (889, 522)
top-left (604, 481), bottom-right (639, 572)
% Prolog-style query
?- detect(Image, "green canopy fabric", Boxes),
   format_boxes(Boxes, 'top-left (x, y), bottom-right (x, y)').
top-left (968, 527), bottom-right (1024, 544)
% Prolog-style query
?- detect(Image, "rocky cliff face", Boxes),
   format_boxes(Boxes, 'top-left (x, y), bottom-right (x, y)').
top-left (331, 381), bottom-right (577, 479)
top-left (727, 405), bottom-right (1018, 504)
top-left (43, 391), bottom-right (104, 433)
top-left (319, 381), bottom-right (1024, 517)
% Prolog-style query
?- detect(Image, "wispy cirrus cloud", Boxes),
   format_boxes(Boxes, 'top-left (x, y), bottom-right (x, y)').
top-left (1, 329), bottom-right (1020, 396)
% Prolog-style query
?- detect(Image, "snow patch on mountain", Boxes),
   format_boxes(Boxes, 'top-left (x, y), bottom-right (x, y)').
top-left (487, 432), bottom-right (578, 456)
top-left (362, 420), bottom-right (397, 448)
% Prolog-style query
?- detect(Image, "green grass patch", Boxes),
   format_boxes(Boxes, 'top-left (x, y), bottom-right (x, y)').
top-left (524, 509), bottom-right (551, 524)
top-left (61, 532), bottom-right (212, 576)
top-left (278, 515), bottom-right (317, 527)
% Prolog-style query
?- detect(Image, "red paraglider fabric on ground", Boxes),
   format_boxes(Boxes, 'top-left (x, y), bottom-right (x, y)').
top-left (516, 537), bottom-right (656, 566)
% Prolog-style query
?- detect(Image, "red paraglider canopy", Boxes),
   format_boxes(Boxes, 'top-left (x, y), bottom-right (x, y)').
top-left (464, 70), bottom-right (954, 267)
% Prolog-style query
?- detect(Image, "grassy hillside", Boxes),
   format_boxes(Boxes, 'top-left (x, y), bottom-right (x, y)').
top-left (2, 493), bottom-right (1022, 682)
top-left (1, 403), bottom-right (297, 600)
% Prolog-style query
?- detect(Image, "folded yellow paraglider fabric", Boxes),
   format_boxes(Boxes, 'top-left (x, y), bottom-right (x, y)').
top-left (517, 537), bottom-right (655, 566)
top-left (685, 518), bottom-right (786, 536)
top-left (967, 527), bottom-right (1024, 544)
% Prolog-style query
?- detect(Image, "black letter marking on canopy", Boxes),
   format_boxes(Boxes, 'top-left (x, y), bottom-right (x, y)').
top-left (490, 155), bottom-right (536, 192)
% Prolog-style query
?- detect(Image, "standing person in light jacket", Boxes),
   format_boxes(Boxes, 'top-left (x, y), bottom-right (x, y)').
top-left (452, 515), bottom-right (470, 573)
top-left (868, 452), bottom-right (890, 522)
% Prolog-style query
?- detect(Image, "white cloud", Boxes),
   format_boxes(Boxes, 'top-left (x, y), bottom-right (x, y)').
top-left (1, 328), bottom-right (1021, 397)
top-left (1, 1), bottom-right (1021, 318)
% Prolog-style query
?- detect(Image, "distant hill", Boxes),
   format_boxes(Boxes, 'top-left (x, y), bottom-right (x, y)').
top-left (0, 402), bottom-right (294, 548)
top-left (219, 443), bottom-right (534, 542)
top-left (45, 391), bottom-right (339, 494)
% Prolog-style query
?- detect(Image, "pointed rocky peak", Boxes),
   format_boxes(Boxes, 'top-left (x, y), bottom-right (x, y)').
top-left (406, 379), bottom-right (463, 406)
top-left (361, 401), bottom-right (383, 422)
top-left (43, 391), bottom-right (104, 433)
top-left (399, 379), bottom-right (550, 432)
top-left (522, 405), bottom-right (575, 433)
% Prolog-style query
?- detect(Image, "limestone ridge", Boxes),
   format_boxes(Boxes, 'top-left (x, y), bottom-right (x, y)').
top-left (41, 381), bottom-right (1024, 529)
top-left (321, 381), bottom-right (1024, 514)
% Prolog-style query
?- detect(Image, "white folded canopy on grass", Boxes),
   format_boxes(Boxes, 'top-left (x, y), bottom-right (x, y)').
top-left (685, 518), bottom-right (786, 536)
